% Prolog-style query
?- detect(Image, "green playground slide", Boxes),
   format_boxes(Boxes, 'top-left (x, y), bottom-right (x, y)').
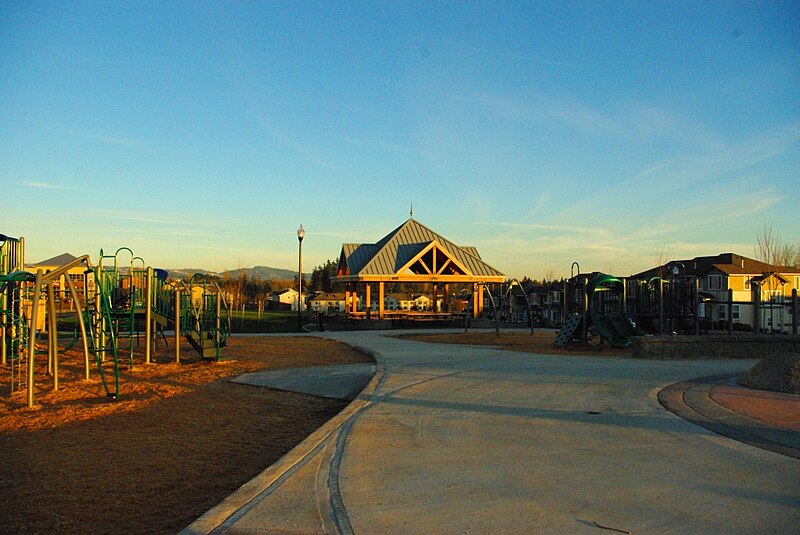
top-left (586, 273), bottom-right (635, 348)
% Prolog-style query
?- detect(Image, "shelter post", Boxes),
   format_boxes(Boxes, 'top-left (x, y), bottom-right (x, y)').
top-left (379, 282), bottom-right (385, 319)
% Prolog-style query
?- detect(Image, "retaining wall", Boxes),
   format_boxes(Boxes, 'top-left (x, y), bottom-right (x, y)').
top-left (632, 334), bottom-right (800, 359)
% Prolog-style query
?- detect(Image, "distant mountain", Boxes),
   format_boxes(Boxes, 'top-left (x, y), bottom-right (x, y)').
top-left (165, 265), bottom-right (298, 281)
top-left (164, 268), bottom-right (218, 281)
top-left (223, 265), bottom-right (297, 280)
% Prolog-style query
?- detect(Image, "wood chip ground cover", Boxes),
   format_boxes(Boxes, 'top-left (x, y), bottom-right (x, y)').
top-left (0, 336), bottom-right (372, 535)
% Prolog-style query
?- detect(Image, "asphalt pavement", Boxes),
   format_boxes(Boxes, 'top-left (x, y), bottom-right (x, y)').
top-left (181, 329), bottom-right (800, 535)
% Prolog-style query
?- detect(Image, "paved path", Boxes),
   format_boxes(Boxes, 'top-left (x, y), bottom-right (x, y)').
top-left (183, 330), bottom-right (800, 534)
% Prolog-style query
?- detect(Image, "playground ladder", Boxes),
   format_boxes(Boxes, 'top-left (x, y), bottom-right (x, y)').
top-left (554, 313), bottom-right (582, 347)
top-left (180, 281), bottom-right (229, 361)
top-left (83, 270), bottom-right (122, 398)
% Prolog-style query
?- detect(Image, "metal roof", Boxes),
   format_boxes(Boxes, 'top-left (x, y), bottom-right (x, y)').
top-left (335, 218), bottom-right (505, 282)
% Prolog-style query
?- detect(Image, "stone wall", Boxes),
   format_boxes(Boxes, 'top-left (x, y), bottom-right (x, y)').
top-left (632, 334), bottom-right (800, 359)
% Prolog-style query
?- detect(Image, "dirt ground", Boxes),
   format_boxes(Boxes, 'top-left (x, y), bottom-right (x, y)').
top-left (0, 335), bottom-right (372, 535)
top-left (398, 329), bottom-right (631, 357)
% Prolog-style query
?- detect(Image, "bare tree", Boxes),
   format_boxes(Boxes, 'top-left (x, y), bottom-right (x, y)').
top-left (753, 224), bottom-right (799, 331)
top-left (776, 243), bottom-right (800, 268)
top-left (754, 225), bottom-right (778, 266)
top-left (655, 244), bottom-right (671, 278)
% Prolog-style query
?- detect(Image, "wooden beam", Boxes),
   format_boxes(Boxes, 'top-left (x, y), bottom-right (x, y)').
top-left (333, 274), bottom-right (505, 284)
top-left (379, 282), bottom-right (385, 319)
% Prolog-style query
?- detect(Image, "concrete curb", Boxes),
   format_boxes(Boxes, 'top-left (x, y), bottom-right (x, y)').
top-left (658, 374), bottom-right (800, 460)
top-left (179, 342), bottom-right (387, 535)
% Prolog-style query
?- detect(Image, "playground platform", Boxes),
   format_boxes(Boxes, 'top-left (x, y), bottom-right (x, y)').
top-left (183, 330), bottom-right (800, 534)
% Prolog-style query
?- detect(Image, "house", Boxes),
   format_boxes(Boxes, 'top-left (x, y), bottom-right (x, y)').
top-left (27, 253), bottom-right (95, 308)
top-left (632, 253), bottom-right (800, 332)
top-left (309, 292), bottom-right (358, 313)
top-left (528, 284), bottom-right (564, 325)
top-left (270, 288), bottom-right (304, 311)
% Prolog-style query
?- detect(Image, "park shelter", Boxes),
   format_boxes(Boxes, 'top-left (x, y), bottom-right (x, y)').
top-left (333, 217), bottom-right (505, 319)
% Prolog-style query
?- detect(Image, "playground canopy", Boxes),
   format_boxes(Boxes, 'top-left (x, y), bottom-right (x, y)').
top-left (333, 217), bottom-right (505, 318)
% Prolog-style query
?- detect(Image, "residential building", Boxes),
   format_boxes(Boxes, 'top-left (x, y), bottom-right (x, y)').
top-left (309, 292), bottom-right (357, 313)
top-left (632, 253), bottom-right (800, 332)
top-left (270, 288), bottom-right (304, 311)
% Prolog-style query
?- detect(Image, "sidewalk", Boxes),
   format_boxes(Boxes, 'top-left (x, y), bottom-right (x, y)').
top-left (658, 374), bottom-right (800, 460)
top-left (182, 331), bottom-right (800, 534)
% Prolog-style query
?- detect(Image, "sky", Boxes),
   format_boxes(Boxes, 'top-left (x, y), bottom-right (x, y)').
top-left (2, 1), bottom-right (798, 279)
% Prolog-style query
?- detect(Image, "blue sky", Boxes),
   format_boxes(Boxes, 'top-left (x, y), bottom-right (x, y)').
top-left (2, 1), bottom-right (798, 279)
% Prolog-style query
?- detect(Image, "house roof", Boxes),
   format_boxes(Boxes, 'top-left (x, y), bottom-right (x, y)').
top-left (334, 218), bottom-right (505, 283)
top-left (272, 288), bottom-right (298, 296)
top-left (30, 252), bottom-right (79, 267)
top-left (751, 272), bottom-right (790, 284)
top-left (631, 252), bottom-right (800, 280)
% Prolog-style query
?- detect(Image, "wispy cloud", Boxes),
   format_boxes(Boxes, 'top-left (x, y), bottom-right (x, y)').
top-left (477, 220), bottom-right (612, 239)
top-left (35, 120), bottom-right (148, 149)
top-left (629, 189), bottom-right (783, 243)
top-left (341, 136), bottom-right (409, 154)
top-left (21, 181), bottom-right (70, 190)
top-left (81, 209), bottom-right (176, 225)
top-left (256, 118), bottom-right (336, 171)
top-left (438, 39), bottom-right (578, 68)
top-left (625, 122), bottom-right (800, 190)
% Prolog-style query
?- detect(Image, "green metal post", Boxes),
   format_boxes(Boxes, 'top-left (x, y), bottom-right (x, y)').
top-left (145, 266), bottom-right (153, 364)
top-left (27, 269), bottom-right (43, 408)
top-left (694, 277), bottom-right (700, 335)
top-left (174, 288), bottom-right (181, 363)
top-left (658, 279), bottom-right (664, 335)
top-left (582, 276), bottom-right (589, 343)
top-left (215, 291), bottom-right (222, 360)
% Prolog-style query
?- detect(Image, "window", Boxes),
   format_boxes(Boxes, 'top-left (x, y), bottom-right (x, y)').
top-left (719, 305), bottom-right (726, 320)
top-left (732, 305), bottom-right (740, 320)
top-left (767, 290), bottom-right (782, 303)
top-left (708, 275), bottom-right (723, 290)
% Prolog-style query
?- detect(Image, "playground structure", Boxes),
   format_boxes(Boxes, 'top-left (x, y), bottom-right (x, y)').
top-left (174, 274), bottom-right (231, 361)
top-left (1, 239), bottom-right (231, 408)
top-left (555, 269), bottom-right (636, 348)
top-left (555, 261), bottom-right (799, 348)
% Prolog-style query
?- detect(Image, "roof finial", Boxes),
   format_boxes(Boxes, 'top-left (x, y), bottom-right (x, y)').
top-left (410, 202), bottom-right (413, 219)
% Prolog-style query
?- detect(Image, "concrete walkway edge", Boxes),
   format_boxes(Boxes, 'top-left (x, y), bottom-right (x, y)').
top-left (179, 343), bottom-right (386, 535)
top-left (658, 374), bottom-right (800, 460)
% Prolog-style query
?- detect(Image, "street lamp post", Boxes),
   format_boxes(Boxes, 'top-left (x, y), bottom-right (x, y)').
top-left (671, 262), bottom-right (685, 334)
top-left (297, 225), bottom-right (305, 332)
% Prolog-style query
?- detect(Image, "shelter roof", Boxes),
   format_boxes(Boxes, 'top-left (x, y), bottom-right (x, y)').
top-left (335, 218), bottom-right (505, 283)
